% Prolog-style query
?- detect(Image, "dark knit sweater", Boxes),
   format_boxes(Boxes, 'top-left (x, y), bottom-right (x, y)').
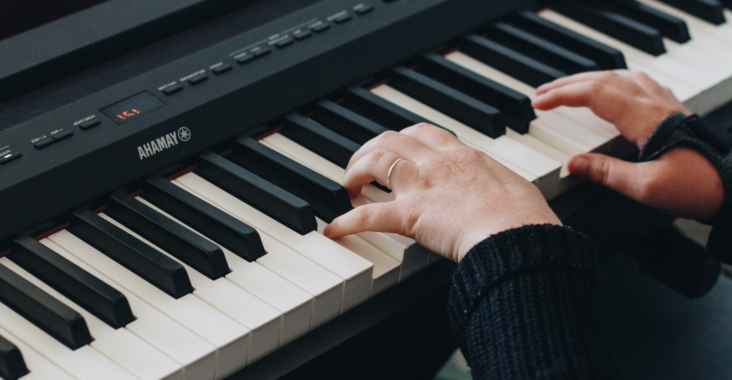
top-left (445, 113), bottom-right (732, 379)
top-left (447, 225), bottom-right (617, 380)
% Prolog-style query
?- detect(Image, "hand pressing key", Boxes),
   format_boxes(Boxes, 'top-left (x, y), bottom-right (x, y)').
top-left (323, 123), bottom-right (561, 263)
top-left (532, 70), bottom-right (724, 221)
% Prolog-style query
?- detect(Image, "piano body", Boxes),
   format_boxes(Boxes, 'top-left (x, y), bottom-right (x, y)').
top-left (0, 0), bottom-right (731, 379)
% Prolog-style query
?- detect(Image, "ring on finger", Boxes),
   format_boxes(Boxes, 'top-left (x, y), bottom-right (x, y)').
top-left (386, 158), bottom-right (403, 191)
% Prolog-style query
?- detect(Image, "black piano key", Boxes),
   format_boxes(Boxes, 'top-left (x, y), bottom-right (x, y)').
top-left (344, 86), bottom-right (434, 130)
top-left (461, 34), bottom-right (566, 88)
top-left (486, 22), bottom-right (599, 75)
top-left (0, 264), bottom-right (92, 350)
top-left (231, 136), bottom-right (353, 223)
top-left (281, 113), bottom-right (361, 168)
top-left (388, 66), bottom-right (506, 138)
top-left (512, 11), bottom-right (627, 70)
top-left (143, 176), bottom-right (266, 262)
top-left (659, 0), bottom-right (726, 25)
top-left (10, 236), bottom-right (135, 329)
top-left (197, 151), bottom-right (318, 235)
top-left (0, 334), bottom-right (28, 380)
top-left (312, 100), bottom-right (389, 145)
top-left (107, 191), bottom-right (230, 280)
top-left (67, 208), bottom-right (193, 299)
top-left (553, 0), bottom-right (666, 56)
top-left (724, 0), bottom-right (732, 10)
top-left (607, 0), bottom-right (691, 42)
top-left (417, 52), bottom-right (536, 134)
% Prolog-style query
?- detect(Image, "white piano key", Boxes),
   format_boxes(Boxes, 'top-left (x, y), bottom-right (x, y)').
top-left (0, 324), bottom-right (75, 380)
top-left (260, 133), bottom-right (396, 204)
top-left (663, 38), bottom-right (732, 114)
top-left (134, 198), bottom-right (321, 343)
top-left (538, 10), bottom-right (702, 101)
top-left (369, 84), bottom-right (564, 196)
top-left (100, 214), bottom-right (282, 364)
top-left (174, 173), bottom-right (374, 313)
top-left (41, 251), bottom-right (216, 380)
top-left (0, 296), bottom-right (135, 380)
top-left (444, 52), bottom-right (614, 156)
top-left (636, 0), bottom-right (732, 44)
top-left (40, 239), bottom-right (218, 380)
top-left (261, 134), bottom-right (430, 279)
top-left (364, 84), bottom-right (541, 185)
top-left (314, 218), bottom-right (400, 296)
top-left (0, 258), bottom-right (183, 380)
top-left (48, 230), bottom-right (250, 380)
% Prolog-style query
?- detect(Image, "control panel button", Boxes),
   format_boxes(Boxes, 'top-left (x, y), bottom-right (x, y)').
top-left (254, 47), bottom-right (271, 57)
top-left (293, 30), bottom-right (313, 41)
top-left (334, 13), bottom-right (353, 24)
top-left (163, 83), bottom-right (183, 95)
top-left (355, 4), bottom-right (374, 15)
top-left (188, 74), bottom-right (209, 85)
top-left (212, 64), bottom-right (232, 75)
top-left (79, 119), bottom-right (101, 130)
top-left (236, 54), bottom-right (255, 65)
top-left (312, 23), bottom-right (331, 33)
top-left (34, 138), bottom-right (56, 149)
top-left (0, 152), bottom-right (22, 165)
top-left (276, 38), bottom-right (295, 49)
top-left (53, 131), bottom-right (74, 141)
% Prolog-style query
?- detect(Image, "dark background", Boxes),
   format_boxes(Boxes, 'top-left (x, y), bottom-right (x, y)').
top-left (0, 0), bottom-right (109, 41)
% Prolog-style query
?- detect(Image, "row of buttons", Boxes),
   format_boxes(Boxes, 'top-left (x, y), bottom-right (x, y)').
top-left (34, 116), bottom-right (101, 150)
top-left (34, 130), bottom-right (75, 149)
top-left (162, 3), bottom-right (375, 98)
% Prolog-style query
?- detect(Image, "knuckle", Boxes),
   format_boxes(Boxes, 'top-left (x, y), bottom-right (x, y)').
top-left (589, 80), bottom-right (607, 94)
top-left (413, 122), bottom-right (435, 131)
top-left (367, 149), bottom-right (387, 166)
top-left (378, 130), bottom-right (400, 144)
top-left (598, 71), bottom-right (616, 82)
top-left (355, 206), bottom-right (373, 225)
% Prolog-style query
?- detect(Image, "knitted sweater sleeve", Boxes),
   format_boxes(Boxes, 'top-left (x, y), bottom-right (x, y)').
top-left (447, 224), bottom-right (617, 380)
top-left (638, 113), bottom-right (732, 264)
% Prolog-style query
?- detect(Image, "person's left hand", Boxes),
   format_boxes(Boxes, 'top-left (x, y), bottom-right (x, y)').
top-left (323, 123), bottom-right (561, 262)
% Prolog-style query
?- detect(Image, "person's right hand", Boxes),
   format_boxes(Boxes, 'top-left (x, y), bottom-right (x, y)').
top-left (531, 70), bottom-right (724, 221)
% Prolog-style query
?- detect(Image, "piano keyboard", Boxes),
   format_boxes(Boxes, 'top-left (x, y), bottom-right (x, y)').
top-left (1, 1), bottom-right (731, 379)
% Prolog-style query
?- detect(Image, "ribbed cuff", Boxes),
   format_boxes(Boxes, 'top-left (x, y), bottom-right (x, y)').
top-left (639, 113), bottom-right (732, 263)
top-left (448, 224), bottom-right (597, 344)
top-left (447, 225), bottom-right (616, 379)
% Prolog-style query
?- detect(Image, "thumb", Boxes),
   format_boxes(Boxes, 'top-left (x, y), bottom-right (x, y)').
top-left (568, 153), bottom-right (650, 201)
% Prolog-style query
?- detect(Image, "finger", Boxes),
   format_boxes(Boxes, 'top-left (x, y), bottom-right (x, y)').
top-left (532, 81), bottom-right (635, 125)
top-left (343, 149), bottom-right (419, 197)
top-left (536, 70), bottom-right (643, 96)
top-left (324, 202), bottom-right (407, 239)
top-left (568, 153), bottom-right (652, 202)
top-left (346, 130), bottom-right (431, 171)
top-left (399, 123), bottom-right (463, 150)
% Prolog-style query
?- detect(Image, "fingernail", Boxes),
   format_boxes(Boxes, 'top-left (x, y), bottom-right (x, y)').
top-left (323, 225), bottom-right (332, 237)
top-left (569, 156), bottom-right (590, 176)
top-left (532, 94), bottom-right (547, 105)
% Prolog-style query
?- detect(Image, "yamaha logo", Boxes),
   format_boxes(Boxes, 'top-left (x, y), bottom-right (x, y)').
top-left (178, 127), bottom-right (192, 142)
top-left (137, 127), bottom-right (191, 160)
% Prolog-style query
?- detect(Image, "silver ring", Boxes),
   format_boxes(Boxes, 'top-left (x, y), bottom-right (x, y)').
top-left (386, 158), bottom-right (403, 191)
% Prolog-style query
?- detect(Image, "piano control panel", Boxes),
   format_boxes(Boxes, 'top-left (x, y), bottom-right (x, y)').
top-left (0, 0), bottom-right (531, 242)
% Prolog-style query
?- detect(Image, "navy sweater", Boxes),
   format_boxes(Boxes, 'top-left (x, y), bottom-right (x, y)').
top-left (447, 225), bottom-right (617, 380)
top-left (446, 114), bottom-right (732, 379)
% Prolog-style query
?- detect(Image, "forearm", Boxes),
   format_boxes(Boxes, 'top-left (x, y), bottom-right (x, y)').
top-left (448, 225), bottom-right (617, 380)
top-left (639, 113), bottom-right (732, 263)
